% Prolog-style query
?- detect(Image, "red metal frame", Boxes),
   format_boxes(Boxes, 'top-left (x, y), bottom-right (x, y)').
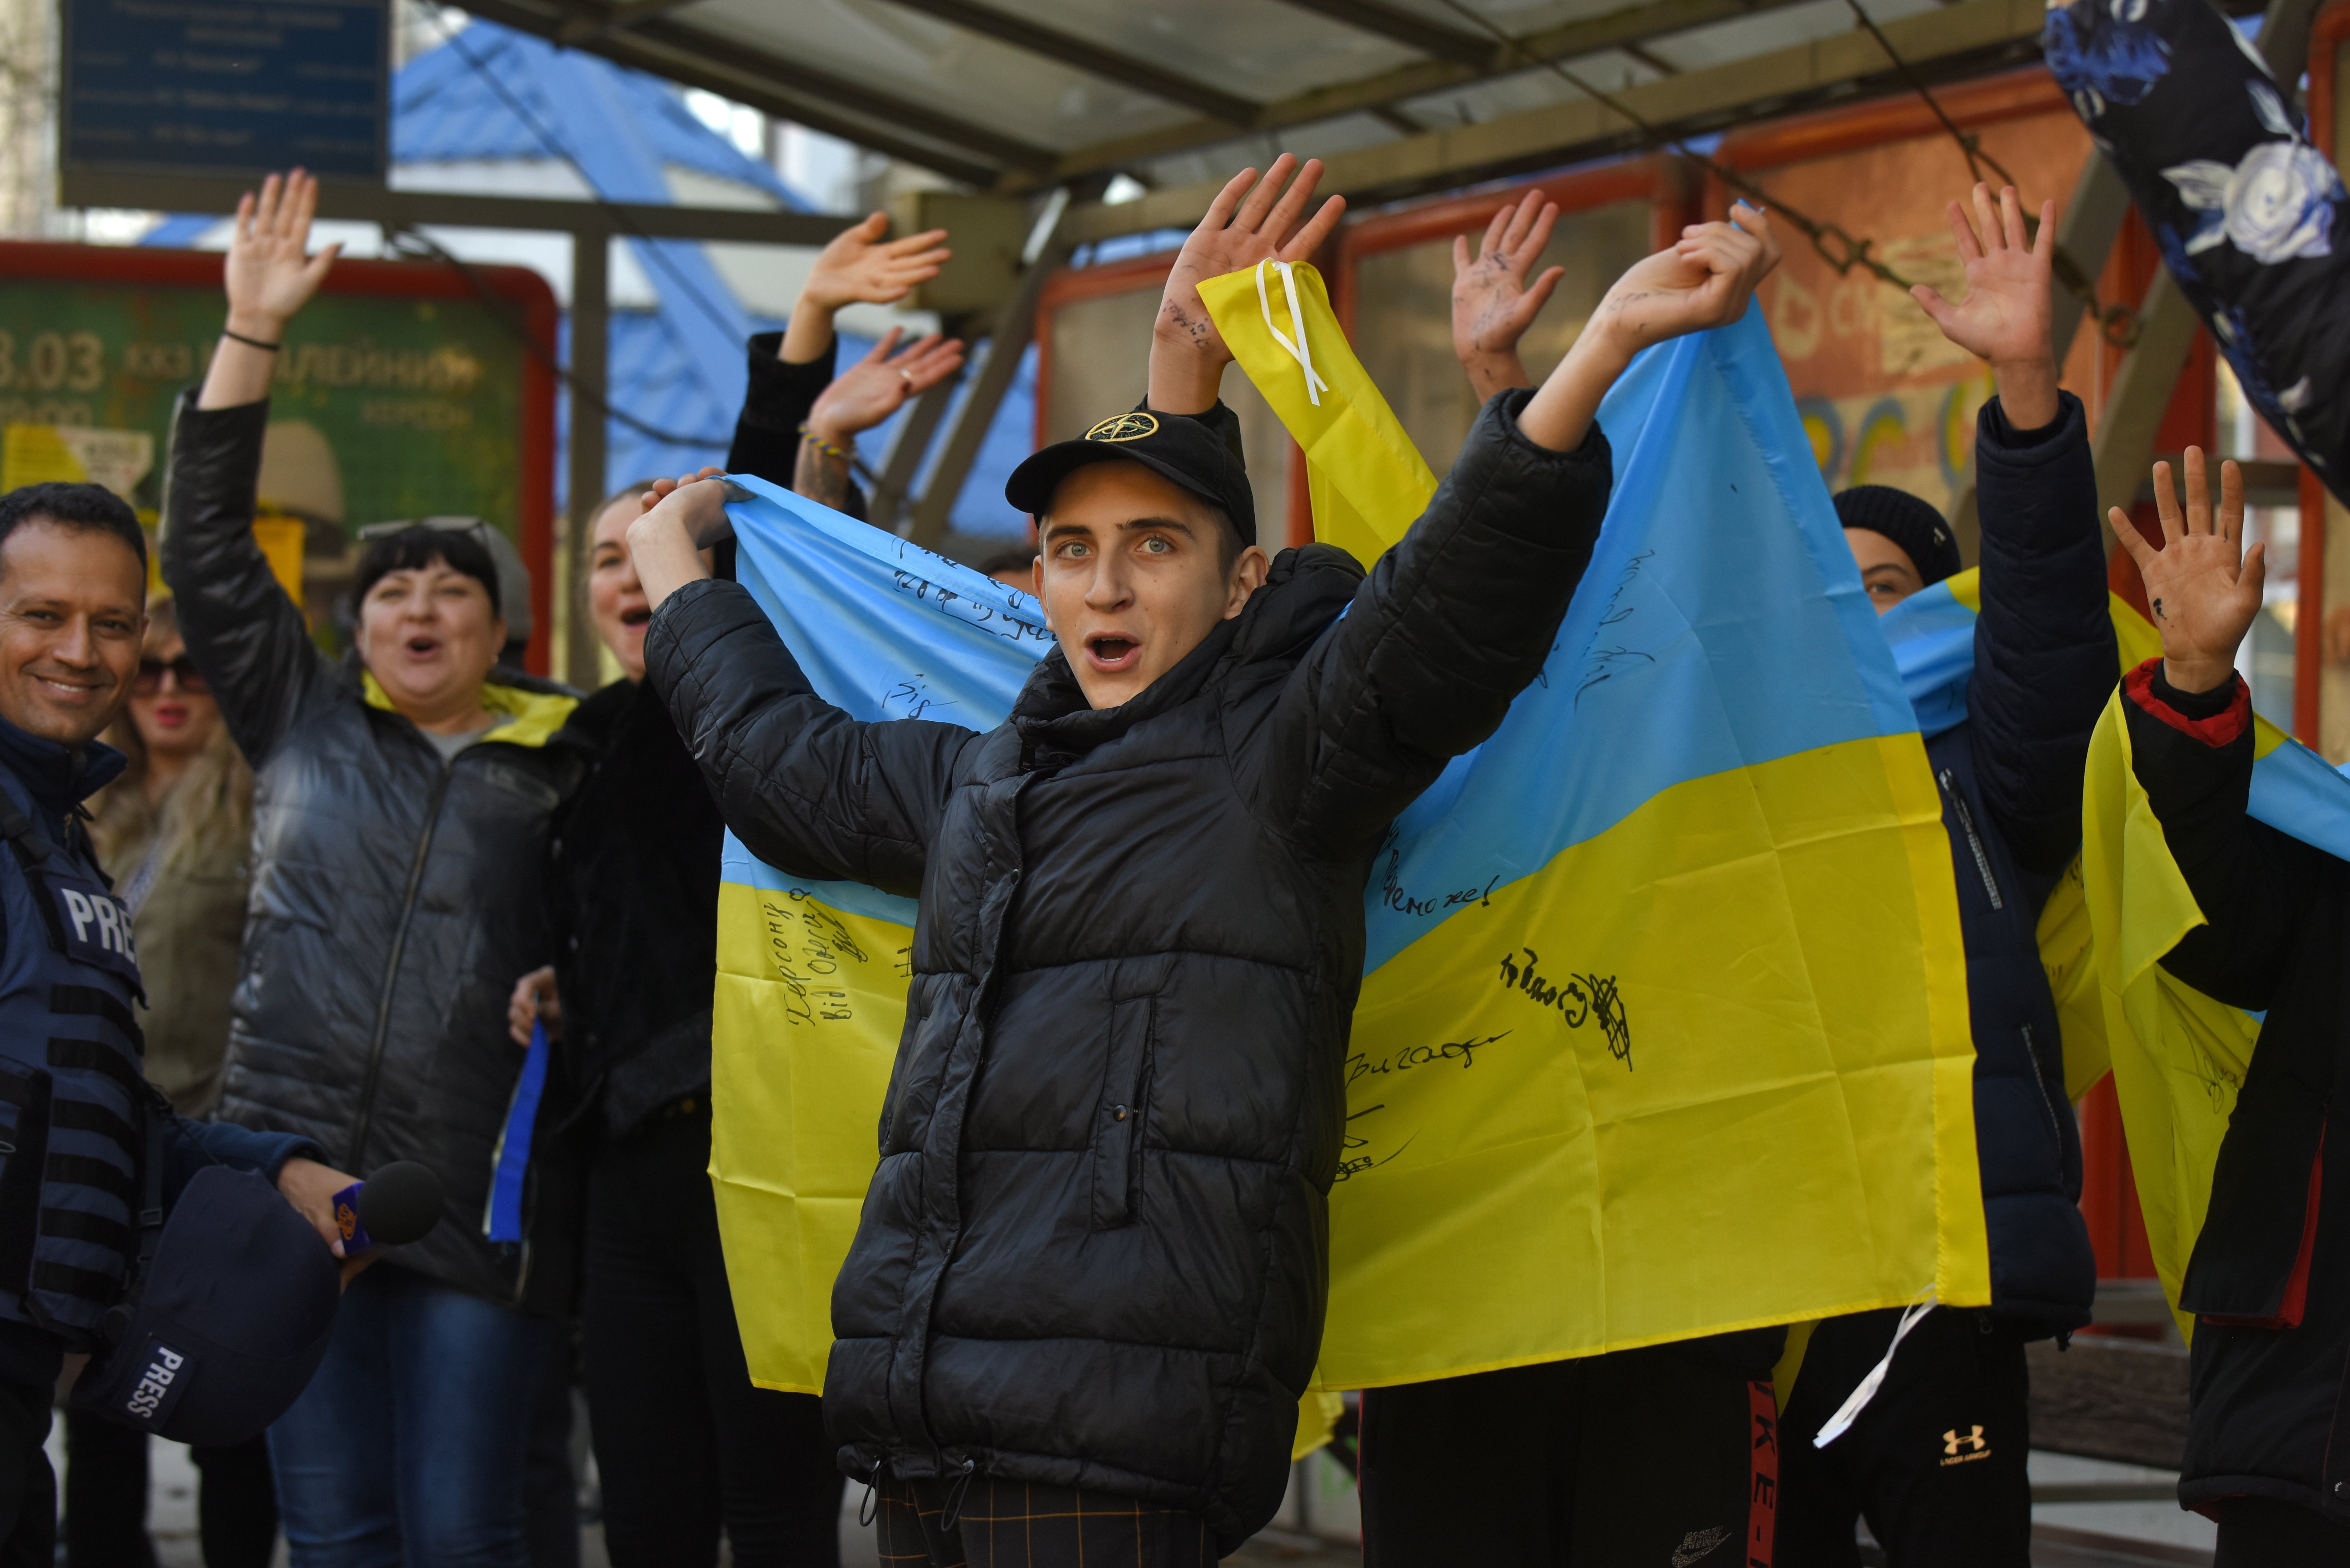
top-left (0, 243), bottom-right (561, 675)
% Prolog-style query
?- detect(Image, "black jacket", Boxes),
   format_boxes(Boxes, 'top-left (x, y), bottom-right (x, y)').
top-left (0, 719), bottom-right (320, 1386)
top-left (162, 397), bottom-right (589, 1307)
top-left (544, 679), bottom-right (724, 1136)
top-left (729, 331), bottom-right (864, 520)
top-left (646, 392), bottom-right (1610, 1549)
top-left (541, 334), bottom-right (834, 1138)
top-left (2125, 662), bottom-right (2350, 1524)
top-left (2047, 0), bottom-right (2350, 500)
top-left (1938, 392), bottom-right (2109, 1331)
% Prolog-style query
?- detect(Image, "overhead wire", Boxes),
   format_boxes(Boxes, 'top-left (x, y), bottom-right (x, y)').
top-left (1424, 0), bottom-right (2138, 346)
top-left (422, 2), bottom-right (765, 356)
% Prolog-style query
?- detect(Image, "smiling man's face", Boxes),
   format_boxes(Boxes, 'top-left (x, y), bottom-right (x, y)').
top-left (0, 520), bottom-right (146, 749)
top-left (1035, 460), bottom-right (1267, 710)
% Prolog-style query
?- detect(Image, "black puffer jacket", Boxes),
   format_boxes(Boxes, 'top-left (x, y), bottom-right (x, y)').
top-left (647, 392), bottom-right (1610, 1550)
top-left (1935, 392), bottom-right (2110, 1331)
top-left (162, 397), bottom-right (588, 1306)
top-left (2124, 663), bottom-right (2350, 1524)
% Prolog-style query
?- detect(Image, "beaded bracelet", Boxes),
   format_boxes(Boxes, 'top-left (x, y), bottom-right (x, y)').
top-left (798, 423), bottom-right (853, 463)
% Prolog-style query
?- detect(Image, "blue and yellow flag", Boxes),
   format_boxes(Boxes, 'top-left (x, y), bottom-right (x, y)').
top-left (1201, 264), bottom-right (1987, 1385)
top-left (1882, 574), bottom-right (2350, 1338)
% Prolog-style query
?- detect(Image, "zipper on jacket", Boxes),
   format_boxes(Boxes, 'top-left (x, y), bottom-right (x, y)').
top-left (2019, 1024), bottom-right (2064, 1152)
top-left (343, 758), bottom-right (457, 1171)
top-left (1938, 769), bottom-right (2004, 910)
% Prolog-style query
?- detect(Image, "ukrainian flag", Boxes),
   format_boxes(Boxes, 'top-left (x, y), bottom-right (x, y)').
top-left (1202, 264), bottom-right (1987, 1386)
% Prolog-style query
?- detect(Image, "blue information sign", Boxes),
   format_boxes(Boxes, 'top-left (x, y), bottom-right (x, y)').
top-left (63, 0), bottom-right (388, 181)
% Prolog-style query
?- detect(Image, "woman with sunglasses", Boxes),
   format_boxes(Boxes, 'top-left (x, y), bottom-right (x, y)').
top-left (61, 596), bottom-right (279, 1568)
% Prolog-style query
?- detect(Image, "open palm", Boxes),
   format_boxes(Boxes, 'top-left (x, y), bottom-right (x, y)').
top-left (2113, 448), bottom-right (2264, 692)
top-left (1452, 189), bottom-right (1565, 362)
top-left (1911, 184), bottom-right (2053, 369)
top-left (803, 213), bottom-right (951, 312)
top-left (1158, 154), bottom-right (1346, 363)
top-left (225, 170), bottom-right (339, 335)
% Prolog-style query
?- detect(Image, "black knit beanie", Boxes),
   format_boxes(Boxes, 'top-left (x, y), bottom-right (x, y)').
top-left (1833, 485), bottom-right (1961, 586)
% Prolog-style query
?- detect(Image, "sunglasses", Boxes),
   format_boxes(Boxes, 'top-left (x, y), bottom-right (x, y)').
top-left (132, 655), bottom-right (209, 696)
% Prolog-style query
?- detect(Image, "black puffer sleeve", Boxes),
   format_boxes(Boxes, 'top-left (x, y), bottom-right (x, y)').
top-left (2124, 659), bottom-right (2326, 1008)
top-left (1969, 390), bottom-right (2116, 875)
top-left (642, 576), bottom-right (973, 896)
top-left (727, 331), bottom-right (866, 520)
top-left (159, 394), bottom-right (340, 769)
top-left (1271, 388), bottom-right (1611, 854)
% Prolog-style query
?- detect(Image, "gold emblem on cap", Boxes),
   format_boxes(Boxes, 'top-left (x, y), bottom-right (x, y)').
top-left (1085, 412), bottom-right (1159, 443)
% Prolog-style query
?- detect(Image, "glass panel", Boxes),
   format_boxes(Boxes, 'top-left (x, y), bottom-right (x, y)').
top-left (1348, 199), bottom-right (1653, 474)
top-left (1043, 280), bottom-right (1291, 541)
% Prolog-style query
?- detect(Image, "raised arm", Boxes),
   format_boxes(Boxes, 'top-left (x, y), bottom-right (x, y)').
top-left (631, 476), bottom-right (971, 892)
top-left (794, 328), bottom-right (963, 514)
top-left (162, 170), bottom-right (343, 766)
top-left (726, 215), bottom-right (956, 516)
top-left (1271, 209), bottom-right (1782, 849)
top-left (1915, 184), bottom-right (2115, 872)
top-left (2114, 451), bottom-right (2324, 1004)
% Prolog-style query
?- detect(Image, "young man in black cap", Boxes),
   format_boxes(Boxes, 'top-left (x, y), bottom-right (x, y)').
top-left (624, 154), bottom-right (1778, 1566)
top-left (1774, 185), bottom-right (2113, 1568)
top-left (0, 479), bottom-right (360, 1564)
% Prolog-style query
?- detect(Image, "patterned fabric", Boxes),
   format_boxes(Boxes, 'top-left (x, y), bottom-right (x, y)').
top-left (2045, 0), bottom-right (2350, 498)
top-left (874, 1477), bottom-right (1216, 1568)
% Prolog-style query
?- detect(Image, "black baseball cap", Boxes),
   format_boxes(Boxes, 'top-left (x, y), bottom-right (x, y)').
top-left (1006, 409), bottom-right (1257, 548)
top-left (71, 1165), bottom-right (341, 1446)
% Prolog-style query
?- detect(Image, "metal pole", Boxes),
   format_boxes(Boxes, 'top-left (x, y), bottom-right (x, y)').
top-left (908, 217), bottom-right (1072, 545)
top-left (567, 225), bottom-right (611, 691)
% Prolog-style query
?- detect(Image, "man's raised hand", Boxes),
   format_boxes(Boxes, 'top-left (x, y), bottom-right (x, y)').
top-left (782, 213), bottom-right (951, 364)
top-left (1910, 183), bottom-right (2060, 429)
top-left (1452, 190), bottom-right (1565, 400)
top-left (1150, 155), bottom-right (1346, 414)
top-left (2114, 448), bottom-right (2262, 695)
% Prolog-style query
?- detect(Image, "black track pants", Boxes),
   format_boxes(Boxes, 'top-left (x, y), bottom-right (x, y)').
top-left (1358, 1340), bottom-right (1779, 1567)
top-left (583, 1108), bottom-right (845, 1568)
top-left (1777, 1307), bottom-right (2032, 1568)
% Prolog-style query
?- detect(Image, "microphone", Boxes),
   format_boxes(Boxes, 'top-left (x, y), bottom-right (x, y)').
top-left (329, 1162), bottom-right (445, 1251)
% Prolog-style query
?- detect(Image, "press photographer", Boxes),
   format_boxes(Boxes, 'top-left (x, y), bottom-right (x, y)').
top-left (0, 478), bottom-right (369, 1563)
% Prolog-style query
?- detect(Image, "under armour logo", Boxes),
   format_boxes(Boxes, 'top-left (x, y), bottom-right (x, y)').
top-left (1939, 1425), bottom-right (1991, 1466)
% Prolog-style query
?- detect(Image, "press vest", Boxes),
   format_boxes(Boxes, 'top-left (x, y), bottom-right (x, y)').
top-left (0, 736), bottom-right (150, 1347)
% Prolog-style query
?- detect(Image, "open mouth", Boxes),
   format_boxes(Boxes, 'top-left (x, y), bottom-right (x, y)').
top-left (405, 635), bottom-right (443, 659)
top-left (621, 608), bottom-right (652, 628)
top-left (1086, 634), bottom-right (1139, 671)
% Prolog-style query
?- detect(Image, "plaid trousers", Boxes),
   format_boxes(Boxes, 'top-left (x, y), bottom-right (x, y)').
top-left (873, 1475), bottom-right (1218, 1567)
